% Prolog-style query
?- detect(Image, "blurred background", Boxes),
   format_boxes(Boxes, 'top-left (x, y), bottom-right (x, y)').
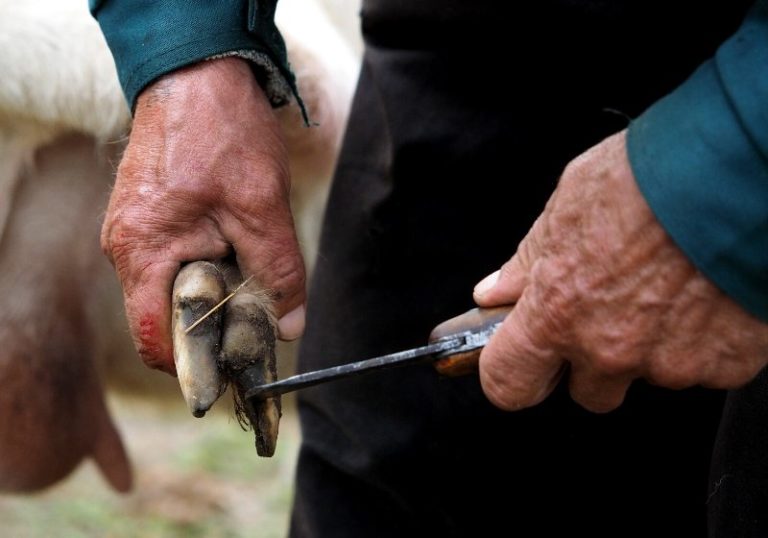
top-left (0, 390), bottom-right (301, 538)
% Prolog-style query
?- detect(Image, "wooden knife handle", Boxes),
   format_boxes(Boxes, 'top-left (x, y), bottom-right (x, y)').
top-left (429, 305), bottom-right (513, 377)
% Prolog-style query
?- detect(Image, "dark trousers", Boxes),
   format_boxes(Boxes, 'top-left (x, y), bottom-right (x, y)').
top-left (290, 2), bottom-right (757, 536)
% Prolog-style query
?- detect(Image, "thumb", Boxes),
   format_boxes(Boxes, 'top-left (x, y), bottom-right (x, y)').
top-left (473, 217), bottom-right (543, 307)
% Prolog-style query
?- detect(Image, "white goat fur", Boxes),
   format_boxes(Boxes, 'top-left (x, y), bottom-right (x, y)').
top-left (0, 0), bottom-right (361, 249)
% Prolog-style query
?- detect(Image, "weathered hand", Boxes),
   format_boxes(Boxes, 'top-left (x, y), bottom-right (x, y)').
top-left (474, 130), bottom-right (768, 412)
top-left (101, 57), bottom-right (306, 374)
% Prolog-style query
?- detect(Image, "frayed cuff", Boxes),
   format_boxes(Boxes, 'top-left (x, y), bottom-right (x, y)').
top-left (206, 49), bottom-right (293, 108)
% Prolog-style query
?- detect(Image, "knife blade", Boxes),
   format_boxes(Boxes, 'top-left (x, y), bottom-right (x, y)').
top-left (244, 305), bottom-right (513, 401)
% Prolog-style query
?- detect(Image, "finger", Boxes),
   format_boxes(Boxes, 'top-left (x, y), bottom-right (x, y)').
top-left (479, 293), bottom-right (564, 410)
top-left (473, 257), bottom-right (526, 307)
top-left (223, 207), bottom-right (307, 340)
top-left (567, 363), bottom-right (632, 413)
top-left (171, 261), bottom-right (226, 417)
top-left (120, 258), bottom-right (179, 374)
top-left (474, 215), bottom-right (545, 307)
top-left (276, 304), bottom-right (305, 341)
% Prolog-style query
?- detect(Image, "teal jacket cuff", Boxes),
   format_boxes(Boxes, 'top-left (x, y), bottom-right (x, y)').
top-left (90, 0), bottom-right (300, 114)
top-left (627, 0), bottom-right (768, 321)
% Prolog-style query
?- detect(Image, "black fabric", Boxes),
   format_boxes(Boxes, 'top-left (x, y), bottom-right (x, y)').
top-left (708, 367), bottom-right (768, 538)
top-left (290, 2), bottom-right (753, 536)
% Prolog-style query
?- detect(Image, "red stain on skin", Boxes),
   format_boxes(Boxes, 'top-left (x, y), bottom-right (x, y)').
top-left (138, 314), bottom-right (157, 346)
top-left (136, 314), bottom-right (174, 373)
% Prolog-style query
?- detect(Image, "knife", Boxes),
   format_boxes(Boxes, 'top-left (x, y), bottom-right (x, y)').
top-left (245, 305), bottom-right (513, 401)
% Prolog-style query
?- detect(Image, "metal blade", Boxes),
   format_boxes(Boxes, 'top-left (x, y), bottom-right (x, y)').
top-left (245, 337), bottom-right (465, 400)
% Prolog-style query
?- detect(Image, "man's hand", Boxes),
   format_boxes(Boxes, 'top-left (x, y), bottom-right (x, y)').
top-left (101, 57), bottom-right (306, 374)
top-left (474, 130), bottom-right (768, 412)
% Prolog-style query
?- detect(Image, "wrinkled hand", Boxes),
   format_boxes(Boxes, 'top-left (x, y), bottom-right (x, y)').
top-left (101, 58), bottom-right (306, 374)
top-left (474, 130), bottom-right (768, 412)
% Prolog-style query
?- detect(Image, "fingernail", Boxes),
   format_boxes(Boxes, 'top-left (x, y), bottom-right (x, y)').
top-left (278, 304), bottom-right (306, 341)
top-left (474, 270), bottom-right (500, 297)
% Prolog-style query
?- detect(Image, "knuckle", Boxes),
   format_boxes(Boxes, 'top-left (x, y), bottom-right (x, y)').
top-left (479, 344), bottom-right (551, 412)
top-left (510, 237), bottom-right (537, 274)
top-left (559, 158), bottom-right (587, 188)
top-left (707, 361), bottom-right (759, 389)
top-left (108, 240), bottom-right (141, 283)
top-left (647, 359), bottom-right (697, 390)
top-left (498, 258), bottom-right (519, 283)
top-left (271, 256), bottom-right (306, 299)
top-left (532, 259), bottom-right (577, 315)
top-left (227, 168), bottom-right (290, 213)
top-left (102, 215), bottom-right (167, 280)
top-left (588, 347), bottom-right (635, 377)
top-left (529, 297), bottom-right (569, 346)
top-left (570, 392), bottom-right (621, 414)
top-left (481, 368), bottom-right (541, 411)
top-left (568, 372), bottom-right (628, 413)
top-left (167, 166), bottom-right (233, 208)
top-left (249, 248), bottom-right (306, 310)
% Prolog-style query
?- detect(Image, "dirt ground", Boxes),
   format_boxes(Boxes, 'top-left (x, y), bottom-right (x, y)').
top-left (0, 392), bottom-right (300, 538)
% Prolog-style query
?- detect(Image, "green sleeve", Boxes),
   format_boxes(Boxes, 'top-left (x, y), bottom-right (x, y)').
top-left (627, 0), bottom-right (768, 321)
top-left (90, 0), bottom-right (301, 115)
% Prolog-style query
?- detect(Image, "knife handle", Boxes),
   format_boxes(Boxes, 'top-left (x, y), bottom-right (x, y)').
top-left (429, 305), bottom-right (513, 377)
